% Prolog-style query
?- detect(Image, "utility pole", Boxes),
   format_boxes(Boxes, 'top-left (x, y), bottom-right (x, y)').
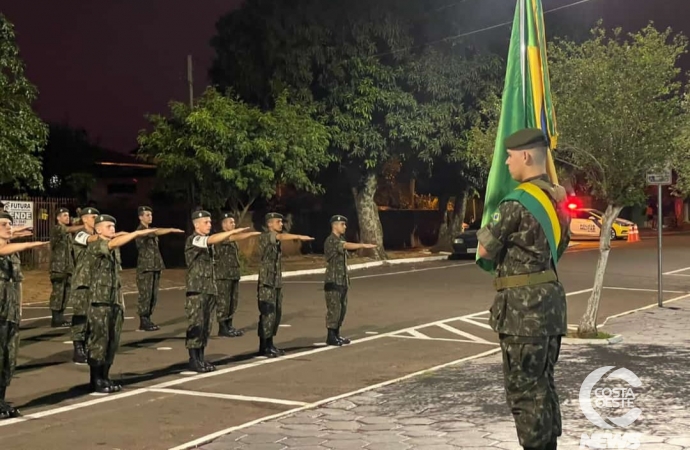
top-left (187, 55), bottom-right (194, 108)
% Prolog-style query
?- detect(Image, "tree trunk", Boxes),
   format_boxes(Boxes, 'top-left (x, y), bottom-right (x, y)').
top-left (352, 170), bottom-right (387, 260)
top-left (450, 188), bottom-right (470, 235)
top-left (432, 193), bottom-right (452, 252)
top-left (577, 204), bottom-right (624, 338)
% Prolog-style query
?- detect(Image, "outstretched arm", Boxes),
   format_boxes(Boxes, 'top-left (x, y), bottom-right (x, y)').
top-left (0, 241), bottom-right (49, 255)
top-left (155, 228), bottom-right (184, 236)
top-left (227, 231), bottom-right (261, 242)
top-left (107, 228), bottom-right (159, 249)
top-left (343, 242), bottom-right (377, 250)
top-left (276, 233), bottom-right (314, 242)
top-left (206, 227), bottom-right (251, 245)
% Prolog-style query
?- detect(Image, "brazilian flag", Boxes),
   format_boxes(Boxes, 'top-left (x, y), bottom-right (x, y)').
top-left (476, 0), bottom-right (559, 273)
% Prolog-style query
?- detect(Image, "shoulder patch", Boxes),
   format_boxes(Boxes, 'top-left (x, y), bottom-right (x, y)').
top-left (491, 211), bottom-right (501, 223)
top-left (192, 235), bottom-right (209, 248)
top-left (74, 231), bottom-right (89, 246)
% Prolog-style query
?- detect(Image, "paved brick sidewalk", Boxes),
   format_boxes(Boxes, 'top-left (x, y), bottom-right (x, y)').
top-left (199, 300), bottom-right (690, 450)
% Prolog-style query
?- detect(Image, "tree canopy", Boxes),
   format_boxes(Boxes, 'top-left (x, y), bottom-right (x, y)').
top-left (0, 14), bottom-right (47, 190)
top-left (136, 87), bottom-right (332, 221)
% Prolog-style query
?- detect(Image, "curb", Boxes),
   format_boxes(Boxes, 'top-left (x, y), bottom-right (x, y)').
top-left (238, 254), bottom-right (451, 281)
top-left (562, 334), bottom-right (623, 345)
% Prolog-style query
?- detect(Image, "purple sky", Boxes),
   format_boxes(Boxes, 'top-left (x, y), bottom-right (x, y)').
top-left (1, 0), bottom-right (241, 153)
top-left (1, 0), bottom-right (688, 154)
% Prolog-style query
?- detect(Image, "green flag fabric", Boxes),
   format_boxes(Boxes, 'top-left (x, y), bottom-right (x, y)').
top-left (476, 0), bottom-right (559, 273)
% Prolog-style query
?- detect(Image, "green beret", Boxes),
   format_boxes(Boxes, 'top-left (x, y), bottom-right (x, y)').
top-left (221, 212), bottom-right (235, 220)
top-left (0, 212), bottom-right (13, 224)
top-left (330, 215), bottom-right (348, 224)
top-left (265, 212), bottom-right (284, 222)
top-left (192, 210), bottom-right (211, 220)
top-left (138, 206), bottom-right (153, 215)
top-left (80, 207), bottom-right (100, 216)
top-left (57, 207), bottom-right (69, 215)
top-left (504, 128), bottom-right (547, 150)
top-left (95, 214), bottom-right (116, 225)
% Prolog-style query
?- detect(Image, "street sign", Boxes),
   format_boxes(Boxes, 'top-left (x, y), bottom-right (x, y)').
top-left (646, 167), bottom-right (672, 185)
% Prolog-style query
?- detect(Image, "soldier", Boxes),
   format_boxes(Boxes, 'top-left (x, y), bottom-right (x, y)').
top-left (0, 212), bottom-right (50, 419)
top-left (185, 210), bottom-right (251, 372)
top-left (214, 212), bottom-right (260, 337)
top-left (48, 207), bottom-right (84, 328)
top-left (257, 212), bottom-right (314, 358)
top-left (323, 215), bottom-right (377, 346)
top-left (477, 128), bottom-right (571, 450)
top-left (69, 206), bottom-right (100, 364)
top-left (75, 214), bottom-right (158, 393)
top-left (134, 206), bottom-right (184, 332)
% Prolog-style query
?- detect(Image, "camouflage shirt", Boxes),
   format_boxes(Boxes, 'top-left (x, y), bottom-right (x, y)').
top-left (215, 240), bottom-right (241, 281)
top-left (185, 232), bottom-right (217, 295)
top-left (258, 232), bottom-right (282, 288)
top-left (70, 229), bottom-right (96, 288)
top-left (324, 233), bottom-right (349, 288)
top-left (49, 223), bottom-right (75, 275)
top-left (477, 175), bottom-right (571, 337)
top-left (0, 253), bottom-right (23, 323)
top-left (135, 224), bottom-right (165, 272)
top-left (79, 239), bottom-right (123, 306)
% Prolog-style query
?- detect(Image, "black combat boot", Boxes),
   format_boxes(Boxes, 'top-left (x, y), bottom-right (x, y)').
top-left (267, 337), bottom-right (284, 356)
top-left (199, 347), bottom-right (215, 371)
top-left (139, 316), bottom-right (160, 332)
top-left (89, 362), bottom-right (117, 394)
top-left (72, 341), bottom-right (87, 364)
top-left (258, 338), bottom-right (277, 358)
top-left (227, 318), bottom-right (244, 337)
top-left (326, 329), bottom-right (342, 346)
top-left (51, 310), bottom-right (70, 328)
top-left (104, 365), bottom-right (122, 392)
top-left (336, 327), bottom-right (351, 345)
top-left (188, 348), bottom-right (210, 373)
top-left (0, 386), bottom-right (21, 419)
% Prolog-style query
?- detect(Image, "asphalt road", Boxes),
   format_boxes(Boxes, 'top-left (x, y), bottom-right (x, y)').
top-left (1, 234), bottom-right (689, 449)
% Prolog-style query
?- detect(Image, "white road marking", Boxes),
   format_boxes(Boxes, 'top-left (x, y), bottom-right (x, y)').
top-left (436, 322), bottom-right (494, 344)
top-left (157, 347), bottom-right (172, 351)
top-left (604, 286), bottom-right (687, 294)
top-left (167, 347), bottom-right (503, 450)
top-left (389, 335), bottom-right (494, 345)
top-left (148, 388), bottom-right (309, 406)
top-left (458, 317), bottom-right (493, 330)
top-left (278, 324), bottom-right (291, 327)
top-left (350, 262), bottom-right (473, 280)
top-left (599, 293), bottom-right (690, 327)
top-left (663, 266), bottom-right (690, 275)
top-left (407, 329), bottom-right (429, 339)
top-left (365, 331), bottom-right (379, 335)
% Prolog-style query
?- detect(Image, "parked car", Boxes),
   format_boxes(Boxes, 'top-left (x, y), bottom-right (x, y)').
top-left (452, 220), bottom-right (480, 257)
top-left (569, 208), bottom-right (633, 240)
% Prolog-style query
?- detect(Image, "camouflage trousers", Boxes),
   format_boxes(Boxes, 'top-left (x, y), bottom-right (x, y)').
top-left (257, 286), bottom-right (282, 339)
top-left (185, 293), bottom-right (214, 349)
top-left (49, 272), bottom-right (71, 312)
top-left (215, 279), bottom-right (240, 322)
top-left (499, 334), bottom-right (562, 449)
top-left (136, 270), bottom-right (161, 317)
top-left (324, 286), bottom-right (348, 329)
top-left (70, 288), bottom-right (90, 342)
top-left (86, 303), bottom-right (124, 365)
top-left (0, 320), bottom-right (19, 388)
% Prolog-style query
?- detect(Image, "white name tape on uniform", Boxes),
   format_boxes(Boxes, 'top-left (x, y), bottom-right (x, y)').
top-left (192, 235), bottom-right (209, 248)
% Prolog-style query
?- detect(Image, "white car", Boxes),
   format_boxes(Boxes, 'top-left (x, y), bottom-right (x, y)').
top-left (569, 208), bottom-right (634, 240)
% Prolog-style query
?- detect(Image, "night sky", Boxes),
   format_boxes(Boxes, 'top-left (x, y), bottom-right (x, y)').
top-left (0, 0), bottom-right (687, 154)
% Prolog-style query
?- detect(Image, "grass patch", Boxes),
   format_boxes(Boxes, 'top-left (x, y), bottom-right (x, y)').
top-left (567, 330), bottom-right (615, 339)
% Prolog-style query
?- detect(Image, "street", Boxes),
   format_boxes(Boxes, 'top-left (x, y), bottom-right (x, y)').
top-left (0, 234), bottom-right (689, 449)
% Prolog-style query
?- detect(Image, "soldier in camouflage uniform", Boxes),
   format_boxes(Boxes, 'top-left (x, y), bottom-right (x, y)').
top-left (74, 214), bottom-right (158, 393)
top-left (48, 207), bottom-right (84, 328)
top-left (323, 215), bottom-right (376, 346)
top-left (0, 212), bottom-right (50, 419)
top-left (69, 206), bottom-right (100, 364)
top-left (477, 128), bottom-right (571, 450)
top-left (257, 212), bottom-right (314, 358)
top-left (185, 210), bottom-right (251, 372)
top-left (134, 206), bottom-right (184, 332)
top-left (213, 212), bottom-right (259, 337)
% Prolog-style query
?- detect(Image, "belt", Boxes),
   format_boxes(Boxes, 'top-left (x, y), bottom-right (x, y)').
top-left (493, 270), bottom-right (557, 291)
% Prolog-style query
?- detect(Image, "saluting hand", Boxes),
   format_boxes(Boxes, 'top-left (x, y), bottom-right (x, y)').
top-left (362, 243), bottom-right (378, 249)
top-left (299, 235), bottom-right (315, 241)
top-left (169, 228), bottom-right (184, 233)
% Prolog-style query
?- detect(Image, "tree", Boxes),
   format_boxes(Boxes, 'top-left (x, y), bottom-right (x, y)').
top-left (137, 87), bottom-right (332, 222)
top-left (548, 23), bottom-right (689, 337)
top-left (210, 0), bottom-right (500, 259)
top-left (0, 14), bottom-right (47, 190)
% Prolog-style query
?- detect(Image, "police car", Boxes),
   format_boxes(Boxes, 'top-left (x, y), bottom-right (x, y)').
top-left (569, 207), bottom-right (633, 240)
